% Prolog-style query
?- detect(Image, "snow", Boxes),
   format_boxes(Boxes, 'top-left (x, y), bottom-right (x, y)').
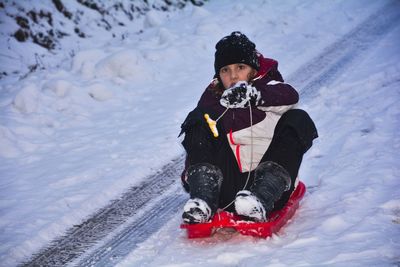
top-left (1, 0), bottom-right (399, 266)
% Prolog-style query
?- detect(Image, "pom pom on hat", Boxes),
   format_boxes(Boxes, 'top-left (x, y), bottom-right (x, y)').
top-left (214, 31), bottom-right (260, 76)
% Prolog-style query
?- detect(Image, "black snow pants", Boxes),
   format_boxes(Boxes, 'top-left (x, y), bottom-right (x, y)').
top-left (180, 108), bottom-right (318, 212)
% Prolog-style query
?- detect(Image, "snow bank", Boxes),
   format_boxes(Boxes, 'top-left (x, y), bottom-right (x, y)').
top-left (95, 49), bottom-right (151, 82)
top-left (12, 84), bottom-right (39, 114)
top-left (0, 0), bottom-right (207, 80)
top-left (42, 79), bottom-right (73, 98)
top-left (87, 83), bottom-right (113, 101)
top-left (0, 126), bottom-right (22, 158)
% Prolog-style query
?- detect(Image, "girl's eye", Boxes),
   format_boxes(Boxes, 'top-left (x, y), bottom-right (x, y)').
top-left (220, 68), bottom-right (228, 73)
top-left (238, 64), bottom-right (246, 70)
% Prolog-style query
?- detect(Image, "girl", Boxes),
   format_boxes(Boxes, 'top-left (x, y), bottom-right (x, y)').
top-left (179, 32), bottom-right (318, 223)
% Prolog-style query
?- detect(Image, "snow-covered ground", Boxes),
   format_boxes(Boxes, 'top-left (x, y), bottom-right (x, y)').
top-left (1, 0), bottom-right (399, 266)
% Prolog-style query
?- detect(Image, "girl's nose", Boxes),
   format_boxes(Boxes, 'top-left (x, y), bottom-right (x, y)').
top-left (231, 70), bottom-right (238, 80)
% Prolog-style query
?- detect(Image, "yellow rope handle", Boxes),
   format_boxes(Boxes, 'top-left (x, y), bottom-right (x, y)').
top-left (204, 114), bottom-right (219, 138)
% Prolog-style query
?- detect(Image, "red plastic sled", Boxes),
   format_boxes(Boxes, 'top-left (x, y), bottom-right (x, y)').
top-left (181, 181), bottom-right (306, 238)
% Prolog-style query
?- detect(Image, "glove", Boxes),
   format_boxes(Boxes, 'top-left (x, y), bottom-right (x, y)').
top-left (220, 81), bottom-right (261, 108)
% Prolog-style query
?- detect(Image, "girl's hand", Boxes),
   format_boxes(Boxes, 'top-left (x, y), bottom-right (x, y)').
top-left (220, 81), bottom-right (261, 108)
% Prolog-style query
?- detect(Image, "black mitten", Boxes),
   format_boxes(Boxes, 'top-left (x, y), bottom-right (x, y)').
top-left (220, 81), bottom-right (261, 108)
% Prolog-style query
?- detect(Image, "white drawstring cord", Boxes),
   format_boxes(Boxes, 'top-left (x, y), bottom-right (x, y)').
top-left (242, 102), bottom-right (254, 190)
top-left (216, 107), bottom-right (230, 122)
top-left (219, 102), bottom-right (254, 211)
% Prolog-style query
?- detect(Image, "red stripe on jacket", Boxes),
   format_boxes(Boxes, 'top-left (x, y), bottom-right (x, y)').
top-left (229, 129), bottom-right (242, 172)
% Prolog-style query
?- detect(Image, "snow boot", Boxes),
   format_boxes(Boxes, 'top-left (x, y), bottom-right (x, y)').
top-left (234, 190), bottom-right (267, 222)
top-left (234, 161), bottom-right (291, 222)
top-left (182, 163), bottom-right (223, 224)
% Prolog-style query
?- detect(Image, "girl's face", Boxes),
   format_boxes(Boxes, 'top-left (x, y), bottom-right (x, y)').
top-left (219, 63), bottom-right (256, 89)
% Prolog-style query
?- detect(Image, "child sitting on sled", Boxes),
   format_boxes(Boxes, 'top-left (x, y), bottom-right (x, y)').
top-left (179, 31), bottom-right (318, 223)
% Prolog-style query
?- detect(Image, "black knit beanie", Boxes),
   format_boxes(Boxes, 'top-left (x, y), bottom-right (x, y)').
top-left (214, 31), bottom-right (260, 76)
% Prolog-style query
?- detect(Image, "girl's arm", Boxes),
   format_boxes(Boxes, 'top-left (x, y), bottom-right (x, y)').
top-left (253, 79), bottom-right (299, 114)
top-left (255, 80), bottom-right (299, 107)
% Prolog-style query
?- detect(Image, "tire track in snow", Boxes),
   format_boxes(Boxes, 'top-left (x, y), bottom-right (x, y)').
top-left (287, 0), bottom-right (400, 98)
top-left (21, 155), bottom-right (185, 267)
top-left (75, 187), bottom-right (187, 267)
top-left (22, 1), bottom-right (400, 266)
